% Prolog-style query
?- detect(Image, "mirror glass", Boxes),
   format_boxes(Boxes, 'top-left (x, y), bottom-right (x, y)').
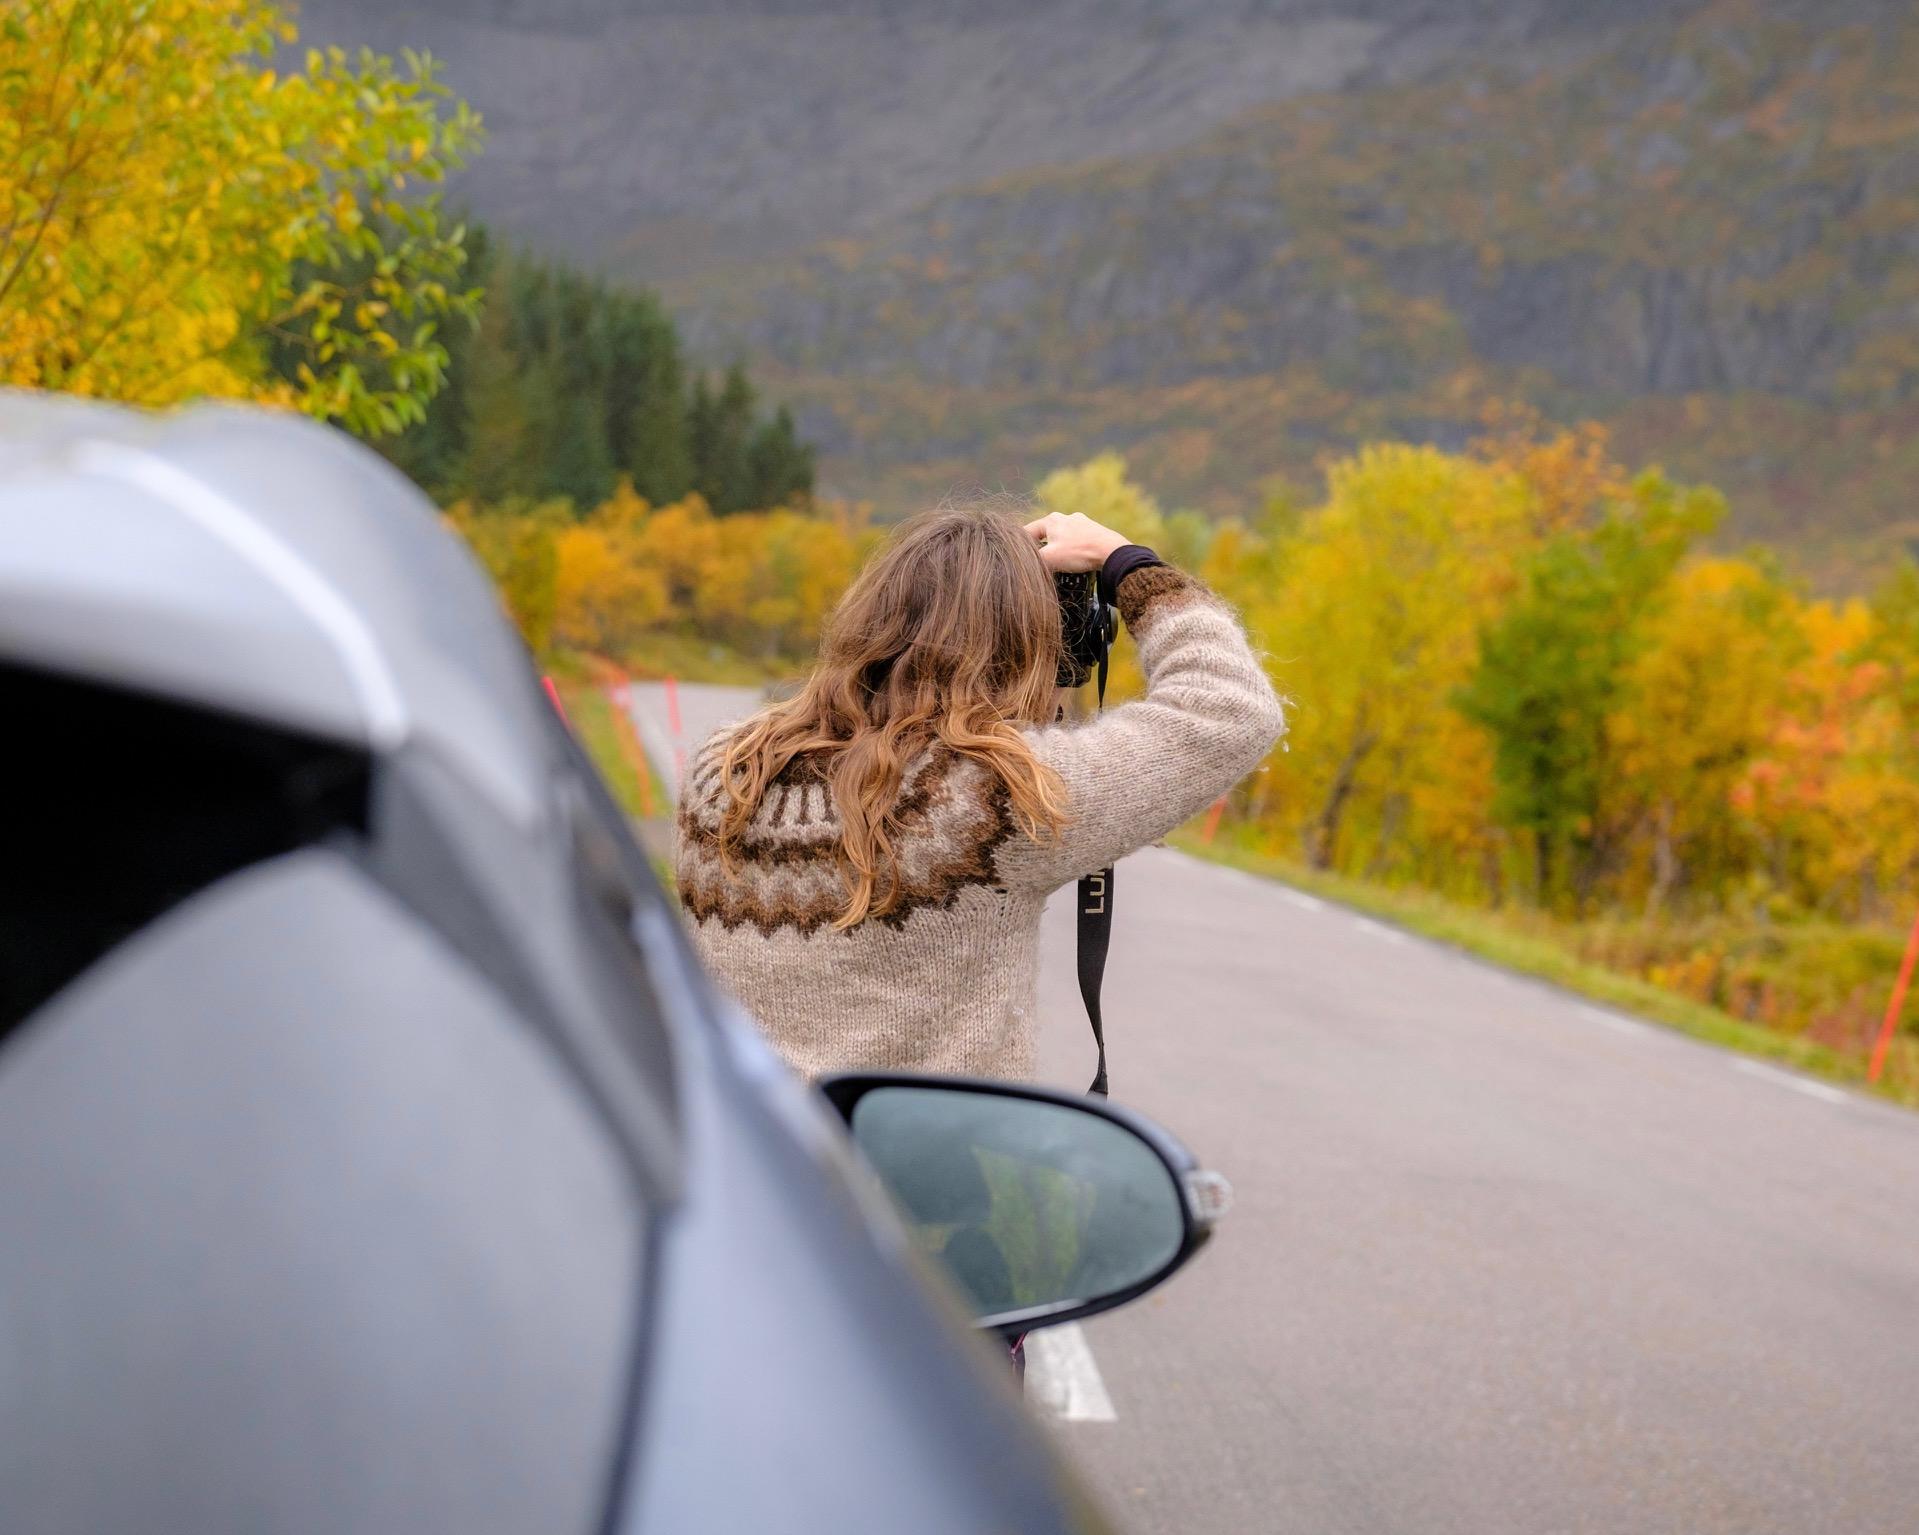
top-left (849, 1086), bottom-right (1186, 1324)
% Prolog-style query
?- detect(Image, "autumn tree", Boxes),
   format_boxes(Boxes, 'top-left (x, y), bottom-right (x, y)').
top-left (1456, 472), bottom-right (1723, 907)
top-left (454, 485), bottom-right (870, 669)
top-left (1034, 452), bottom-right (1169, 548)
top-left (1255, 444), bottom-right (1532, 874)
top-left (551, 484), bottom-right (669, 653)
top-left (1738, 593), bottom-right (1919, 922)
top-left (0, 0), bottom-right (481, 433)
top-left (446, 498), bottom-right (561, 654)
top-left (1471, 407), bottom-right (1627, 537)
top-left (1608, 557), bottom-right (1801, 914)
top-left (1865, 561), bottom-right (1919, 737)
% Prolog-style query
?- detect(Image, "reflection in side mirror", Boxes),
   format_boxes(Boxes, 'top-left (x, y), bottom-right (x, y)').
top-left (820, 1075), bottom-right (1227, 1335)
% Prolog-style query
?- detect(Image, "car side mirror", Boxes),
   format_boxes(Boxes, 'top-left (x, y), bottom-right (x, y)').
top-left (819, 1074), bottom-right (1230, 1337)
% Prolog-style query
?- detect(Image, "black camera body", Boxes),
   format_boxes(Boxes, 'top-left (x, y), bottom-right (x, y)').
top-left (1055, 572), bottom-right (1117, 689)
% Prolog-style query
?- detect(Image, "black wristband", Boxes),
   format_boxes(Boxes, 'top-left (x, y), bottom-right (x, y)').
top-left (1099, 544), bottom-right (1164, 609)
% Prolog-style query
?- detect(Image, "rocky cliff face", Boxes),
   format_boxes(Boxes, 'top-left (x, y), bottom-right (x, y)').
top-left (297, 0), bottom-right (1681, 267)
top-left (300, 0), bottom-right (1919, 579)
top-left (682, 6), bottom-right (1919, 401)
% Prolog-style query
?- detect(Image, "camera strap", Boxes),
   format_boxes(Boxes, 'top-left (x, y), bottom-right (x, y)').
top-left (1078, 637), bottom-right (1113, 1096)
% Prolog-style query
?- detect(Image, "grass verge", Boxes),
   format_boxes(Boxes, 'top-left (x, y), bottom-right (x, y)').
top-left (545, 654), bottom-right (678, 891)
top-left (1171, 831), bottom-right (1913, 1108)
top-left (612, 631), bottom-right (793, 687)
top-left (546, 659), bottom-right (671, 819)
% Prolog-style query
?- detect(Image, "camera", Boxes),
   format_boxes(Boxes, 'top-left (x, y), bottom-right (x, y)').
top-left (1055, 571), bottom-right (1117, 689)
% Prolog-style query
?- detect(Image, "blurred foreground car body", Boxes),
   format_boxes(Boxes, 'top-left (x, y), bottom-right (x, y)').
top-left (0, 395), bottom-right (1124, 1535)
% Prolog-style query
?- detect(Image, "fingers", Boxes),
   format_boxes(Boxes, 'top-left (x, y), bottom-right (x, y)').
top-left (1024, 512), bottom-right (1069, 571)
top-left (1023, 511), bottom-right (1119, 572)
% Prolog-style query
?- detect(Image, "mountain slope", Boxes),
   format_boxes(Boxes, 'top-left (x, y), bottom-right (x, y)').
top-left (693, 9), bottom-right (1919, 401)
top-left (298, 0), bottom-right (1669, 268)
top-left (299, 0), bottom-right (1919, 580)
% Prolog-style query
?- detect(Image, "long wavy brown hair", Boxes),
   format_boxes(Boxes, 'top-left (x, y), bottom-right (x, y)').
top-left (716, 497), bottom-right (1069, 928)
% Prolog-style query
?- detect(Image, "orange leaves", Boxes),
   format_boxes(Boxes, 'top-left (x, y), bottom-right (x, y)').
top-left (458, 488), bottom-right (874, 671)
top-left (1726, 592), bottom-right (1919, 915)
top-left (553, 521), bottom-right (669, 654)
top-left (1471, 406), bottom-right (1629, 537)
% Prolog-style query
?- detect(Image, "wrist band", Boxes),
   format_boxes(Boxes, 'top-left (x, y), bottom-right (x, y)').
top-left (1099, 544), bottom-right (1163, 609)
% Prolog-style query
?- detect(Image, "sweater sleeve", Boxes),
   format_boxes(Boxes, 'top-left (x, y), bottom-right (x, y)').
top-left (997, 563), bottom-right (1286, 893)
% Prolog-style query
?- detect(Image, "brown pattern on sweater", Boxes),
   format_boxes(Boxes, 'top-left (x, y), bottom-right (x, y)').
top-left (678, 744), bottom-right (1017, 936)
top-left (680, 744), bottom-right (978, 861)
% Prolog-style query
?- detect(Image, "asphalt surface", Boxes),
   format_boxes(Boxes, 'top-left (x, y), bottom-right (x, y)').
top-left (629, 684), bottom-right (1919, 1535)
top-left (623, 681), bottom-right (762, 805)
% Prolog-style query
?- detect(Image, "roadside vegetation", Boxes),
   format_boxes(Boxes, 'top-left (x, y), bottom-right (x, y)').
top-left (449, 486), bottom-right (875, 677)
top-left (544, 655), bottom-right (669, 820)
top-left (1, 0), bottom-right (480, 435)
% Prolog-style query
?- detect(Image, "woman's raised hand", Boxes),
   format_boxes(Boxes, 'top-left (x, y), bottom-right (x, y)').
top-left (1023, 511), bottom-right (1130, 573)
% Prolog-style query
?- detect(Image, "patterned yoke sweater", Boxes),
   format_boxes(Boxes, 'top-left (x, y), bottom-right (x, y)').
top-left (675, 562), bottom-right (1287, 1080)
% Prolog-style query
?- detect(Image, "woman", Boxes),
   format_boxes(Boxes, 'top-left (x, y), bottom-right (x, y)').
top-left (674, 500), bottom-right (1285, 1080)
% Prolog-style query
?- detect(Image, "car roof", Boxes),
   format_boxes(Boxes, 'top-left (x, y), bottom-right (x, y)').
top-left (0, 390), bottom-right (551, 825)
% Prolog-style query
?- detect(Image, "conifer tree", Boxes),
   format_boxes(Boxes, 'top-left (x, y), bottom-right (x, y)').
top-left (375, 235), bottom-right (810, 514)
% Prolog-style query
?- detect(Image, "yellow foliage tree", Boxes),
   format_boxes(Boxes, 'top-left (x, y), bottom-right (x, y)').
top-left (0, 0), bottom-right (481, 433)
top-left (463, 489), bottom-right (872, 671)
top-left (1739, 600), bottom-right (1919, 919)
top-left (446, 499), bottom-right (560, 654)
top-left (554, 524), bottom-right (668, 654)
top-left (1034, 452), bottom-right (1166, 549)
top-left (1609, 558), bottom-right (1802, 913)
top-left (1252, 443), bottom-right (1534, 874)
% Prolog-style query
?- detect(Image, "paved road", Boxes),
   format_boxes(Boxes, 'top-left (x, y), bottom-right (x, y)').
top-left (1032, 852), bottom-right (1919, 1535)
top-left (628, 684), bottom-right (1919, 1534)
top-left (623, 681), bottom-right (762, 803)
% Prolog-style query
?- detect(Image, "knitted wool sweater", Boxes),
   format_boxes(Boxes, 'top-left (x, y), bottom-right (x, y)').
top-left (675, 563), bottom-right (1285, 1080)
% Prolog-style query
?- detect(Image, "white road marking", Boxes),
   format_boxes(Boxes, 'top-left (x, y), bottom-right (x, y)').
top-left (1025, 1323), bottom-right (1117, 1422)
top-left (1279, 887), bottom-right (1328, 913)
top-left (1579, 1005), bottom-right (1653, 1037)
top-left (1732, 1058), bottom-right (1852, 1106)
top-left (1352, 916), bottom-right (1409, 946)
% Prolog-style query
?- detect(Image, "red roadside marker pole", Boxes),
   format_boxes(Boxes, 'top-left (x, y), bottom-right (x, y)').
top-left (663, 675), bottom-right (685, 784)
top-left (608, 666), bottom-right (658, 820)
top-left (1869, 907), bottom-right (1919, 1084)
top-left (1201, 796), bottom-right (1228, 845)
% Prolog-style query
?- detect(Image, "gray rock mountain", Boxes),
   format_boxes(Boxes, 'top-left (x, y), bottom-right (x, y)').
top-left (297, 0), bottom-right (1677, 270)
